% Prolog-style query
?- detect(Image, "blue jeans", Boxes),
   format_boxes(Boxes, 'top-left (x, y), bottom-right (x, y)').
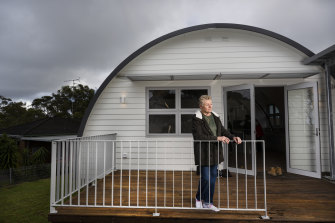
top-left (196, 165), bottom-right (217, 204)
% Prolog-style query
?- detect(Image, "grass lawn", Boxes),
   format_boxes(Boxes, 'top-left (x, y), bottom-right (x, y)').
top-left (0, 178), bottom-right (50, 223)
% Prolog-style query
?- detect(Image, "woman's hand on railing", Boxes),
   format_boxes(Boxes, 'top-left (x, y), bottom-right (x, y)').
top-left (217, 136), bottom-right (230, 144)
top-left (233, 137), bottom-right (242, 144)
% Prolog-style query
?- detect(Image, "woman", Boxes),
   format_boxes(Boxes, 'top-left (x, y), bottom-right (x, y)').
top-left (192, 95), bottom-right (242, 212)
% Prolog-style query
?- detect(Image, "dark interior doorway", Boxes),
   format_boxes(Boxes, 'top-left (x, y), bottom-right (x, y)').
top-left (255, 87), bottom-right (286, 171)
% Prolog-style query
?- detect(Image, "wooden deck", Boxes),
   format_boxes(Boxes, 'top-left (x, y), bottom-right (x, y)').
top-left (49, 171), bottom-right (335, 222)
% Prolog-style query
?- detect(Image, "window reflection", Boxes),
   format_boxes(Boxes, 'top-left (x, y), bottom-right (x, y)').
top-left (227, 90), bottom-right (251, 139)
top-left (149, 90), bottom-right (175, 109)
top-left (149, 115), bottom-right (175, 134)
top-left (181, 114), bottom-right (193, 133)
top-left (181, 89), bottom-right (208, 108)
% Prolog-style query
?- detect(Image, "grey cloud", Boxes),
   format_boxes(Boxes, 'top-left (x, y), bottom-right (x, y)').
top-left (0, 0), bottom-right (334, 102)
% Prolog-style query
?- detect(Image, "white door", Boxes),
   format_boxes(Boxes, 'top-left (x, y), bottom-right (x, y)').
top-left (285, 82), bottom-right (321, 178)
top-left (223, 85), bottom-right (256, 175)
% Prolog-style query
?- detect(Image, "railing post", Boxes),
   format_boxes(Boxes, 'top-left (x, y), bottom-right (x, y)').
top-left (235, 143), bottom-right (238, 209)
top-left (50, 141), bottom-right (57, 213)
top-left (261, 140), bottom-right (270, 219)
top-left (69, 141), bottom-right (73, 206)
top-left (137, 141), bottom-right (140, 207)
top-left (77, 141), bottom-right (81, 206)
top-left (61, 141), bottom-right (65, 206)
top-left (217, 141), bottom-right (220, 209)
top-left (153, 140), bottom-right (160, 216)
top-left (111, 141), bottom-right (115, 207)
top-left (244, 141), bottom-right (248, 209)
top-left (103, 142), bottom-right (106, 206)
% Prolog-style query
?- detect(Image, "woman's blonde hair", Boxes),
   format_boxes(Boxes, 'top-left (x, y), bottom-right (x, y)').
top-left (199, 95), bottom-right (212, 106)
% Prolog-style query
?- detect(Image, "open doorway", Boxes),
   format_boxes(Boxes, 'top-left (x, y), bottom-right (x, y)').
top-left (255, 87), bottom-right (286, 171)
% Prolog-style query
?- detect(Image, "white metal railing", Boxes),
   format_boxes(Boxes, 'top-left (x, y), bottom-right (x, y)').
top-left (50, 136), bottom-right (269, 219)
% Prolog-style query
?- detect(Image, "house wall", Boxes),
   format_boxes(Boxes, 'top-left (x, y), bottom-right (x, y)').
top-left (82, 28), bottom-right (329, 172)
top-left (83, 76), bottom-right (330, 172)
top-left (119, 29), bottom-right (319, 77)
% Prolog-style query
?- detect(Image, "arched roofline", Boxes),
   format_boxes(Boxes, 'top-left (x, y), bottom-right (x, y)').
top-left (78, 23), bottom-right (315, 136)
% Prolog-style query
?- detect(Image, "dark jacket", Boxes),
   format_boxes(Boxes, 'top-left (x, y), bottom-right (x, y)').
top-left (192, 110), bottom-right (235, 166)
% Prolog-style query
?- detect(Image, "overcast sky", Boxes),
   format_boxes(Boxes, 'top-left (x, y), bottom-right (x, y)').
top-left (0, 0), bottom-right (334, 104)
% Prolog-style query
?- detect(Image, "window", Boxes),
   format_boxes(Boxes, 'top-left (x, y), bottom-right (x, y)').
top-left (268, 104), bottom-right (281, 127)
top-left (147, 88), bottom-right (209, 135)
top-left (149, 90), bottom-right (175, 109)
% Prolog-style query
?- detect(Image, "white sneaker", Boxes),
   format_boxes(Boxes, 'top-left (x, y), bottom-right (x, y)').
top-left (195, 199), bottom-right (203, 208)
top-left (203, 203), bottom-right (220, 212)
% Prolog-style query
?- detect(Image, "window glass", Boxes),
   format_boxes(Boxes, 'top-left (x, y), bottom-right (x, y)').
top-left (268, 104), bottom-right (281, 127)
top-left (149, 90), bottom-right (175, 109)
top-left (149, 115), bottom-right (175, 134)
top-left (227, 89), bottom-right (251, 139)
top-left (181, 89), bottom-right (208, 108)
top-left (181, 114), bottom-right (193, 133)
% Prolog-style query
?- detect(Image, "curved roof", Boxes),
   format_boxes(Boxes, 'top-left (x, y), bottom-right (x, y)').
top-left (78, 23), bottom-right (315, 136)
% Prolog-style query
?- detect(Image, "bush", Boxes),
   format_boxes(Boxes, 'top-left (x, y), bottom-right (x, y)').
top-left (21, 148), bottom-right (31, 166)
top-left (0, 134), bottom-right (18, 169)
top-left (31, 147), bottom-right (49, 165)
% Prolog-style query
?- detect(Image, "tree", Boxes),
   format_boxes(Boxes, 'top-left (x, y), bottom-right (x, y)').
top-left (0, 84), bottom-right (94, 129)
top-left (0, 97), bottom-right (46, 129)
top-left (32, 84), bottom-right (94, 119)
top-left (0, 95), bottom-right (12, 107)
top-left (0, 134), bottom-right (18, 169)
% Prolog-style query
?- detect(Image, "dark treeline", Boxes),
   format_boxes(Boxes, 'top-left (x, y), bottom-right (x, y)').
top-left (0, 84), bottom-right (95, 129)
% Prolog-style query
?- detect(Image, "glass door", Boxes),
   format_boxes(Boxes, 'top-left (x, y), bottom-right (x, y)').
top-left (223, 85), bottom-right (255, 175)
top-left (285, 82), bottom-right (321, 178)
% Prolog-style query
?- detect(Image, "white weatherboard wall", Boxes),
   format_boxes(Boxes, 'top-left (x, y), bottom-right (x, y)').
top-left (120, 29), bottom-right (319, 78)
top-left (83, 28), bottom-right (329, 172)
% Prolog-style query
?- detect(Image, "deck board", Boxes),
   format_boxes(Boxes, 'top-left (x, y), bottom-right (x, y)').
top-left (49, 171), bottom-right (335, 222)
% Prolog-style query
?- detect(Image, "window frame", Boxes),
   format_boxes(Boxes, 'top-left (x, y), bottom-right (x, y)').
top-left (146, 87), bottom-right (210, 137)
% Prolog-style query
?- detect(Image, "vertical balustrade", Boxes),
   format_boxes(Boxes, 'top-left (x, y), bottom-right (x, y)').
top-left (50, 138), bottom-right (268, 218)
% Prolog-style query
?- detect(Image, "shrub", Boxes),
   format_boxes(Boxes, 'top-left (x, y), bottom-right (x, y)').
top-left (31, 147), bottom-right (49, 165)
top-left (0, 134), bottom-right (18, 169)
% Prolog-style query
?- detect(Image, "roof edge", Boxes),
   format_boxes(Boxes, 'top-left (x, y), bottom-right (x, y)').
top-left (304, 44), bottom-right (335, 65)
top-left (78, 23), bottom-right (315, 136)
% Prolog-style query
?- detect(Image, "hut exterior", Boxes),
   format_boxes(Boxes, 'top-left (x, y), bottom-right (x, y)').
top-left (78, 23), bottom-right (333, 179)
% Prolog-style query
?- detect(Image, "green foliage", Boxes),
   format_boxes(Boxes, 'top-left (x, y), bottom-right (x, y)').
top-left (31, 147), bottom-right (49, 165)
top-left (32, 84), bottom-right (95, 119)
top-left (0, 95), bottom-right (12, 106)
top-left (21, 148), bottom-right (31, 166)
top-left (0, 95), bottom-right (46, 129)
top-left (0, 134), bottom-right (18, 169)
top-left (0, 84), bottom-right (94, 129)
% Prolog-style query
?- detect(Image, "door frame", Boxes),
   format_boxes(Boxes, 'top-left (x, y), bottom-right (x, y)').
top-left (223, 84), bottom-right (256, 175)
top-left (284, 81), bottom-right (321, 178)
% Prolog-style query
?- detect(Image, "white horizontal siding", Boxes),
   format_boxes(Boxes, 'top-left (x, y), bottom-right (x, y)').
top-left (88, 115), bottom-right (145, 121)
top-left (120, 29), bottom-right (320, 76)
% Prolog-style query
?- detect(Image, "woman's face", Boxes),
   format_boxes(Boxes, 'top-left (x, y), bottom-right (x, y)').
top-left (200, 99), bottom-right (213, 114)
